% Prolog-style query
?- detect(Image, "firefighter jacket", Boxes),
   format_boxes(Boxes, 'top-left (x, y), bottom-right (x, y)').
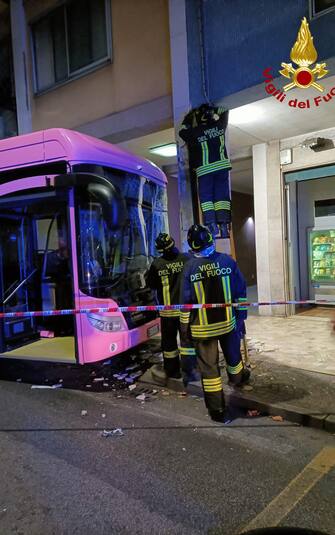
top-left (179, 107), bottom-right (231, 179)
top-left (180, 251), bottom-right (247, 339)
top-left (147, 252), bottom-right (192, 317)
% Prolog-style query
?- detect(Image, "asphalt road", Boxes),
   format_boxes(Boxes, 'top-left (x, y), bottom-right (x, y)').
top-left (0, 378), bottom-right (334, 535)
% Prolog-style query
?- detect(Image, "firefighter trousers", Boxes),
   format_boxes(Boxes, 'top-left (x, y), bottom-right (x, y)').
top-left (198, 169), bottom-right (231, 226)
top-left (160, 316), bottom-right (197, 377)
top-left (196, 329), bottom-right (243, 413)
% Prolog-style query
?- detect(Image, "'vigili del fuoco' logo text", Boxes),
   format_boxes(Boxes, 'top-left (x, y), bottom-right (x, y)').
top-left (263, 17), bottom-right (335, 108)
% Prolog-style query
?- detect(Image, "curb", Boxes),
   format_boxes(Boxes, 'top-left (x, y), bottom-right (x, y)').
top-left (139, 368), bottom-right (334, 433)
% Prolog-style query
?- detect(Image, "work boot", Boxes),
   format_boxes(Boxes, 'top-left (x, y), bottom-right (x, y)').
top-left (151, 363), bottom-right (168, 386)
top-left (167, 370), bottom-right (182, 379)
top-left (209, 409), bottom-right (225, 423)
top-left (209, 409), bottom-right (235, 424)
top-left (229, 367), bottom-right (251, 388)
top-left (240, 367), bottom-right (251, 385)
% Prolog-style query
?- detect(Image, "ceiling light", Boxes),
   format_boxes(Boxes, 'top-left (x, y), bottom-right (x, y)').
top-left (229, 105), bottom-right (264, 125)
top-left (149, 143), bottom-right (177, 157)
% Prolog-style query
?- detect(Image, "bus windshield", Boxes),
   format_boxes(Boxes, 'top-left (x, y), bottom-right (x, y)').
top-left (75, 169), bottom-right (168, 307)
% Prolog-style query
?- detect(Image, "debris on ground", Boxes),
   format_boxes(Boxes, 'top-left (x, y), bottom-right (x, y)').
top-left (263, 346), bottom-right (279, 352)
top-left (161, 390), bottom-right (170, 396)
top-left (136, 393), bottom-right (146, 401)
top-left (247, 410), bottom-right (262, 417)
top-left (101, 428), bottom-right (124, 437)
top-left (129, 370), bottom-right (142, 379)
top-left (81, 410), bottom-right (88, 416)
top-left (125, 377), bottom-right (134, 384)
top-left (247, 339), bottom-right (279, 356)
top-left (101, 413), bottom-right (106, 418)
top-left (128, 384), bottom-right (137, 391)
top-left (31, 384), bottom-right (62, 389)
top-left (241, 385), bottom-right (253, 392)
top-left (4, 341), bottom-right (161, 396)
top-left (125, 364), bottom-right (141, 372)
top-left (113, 373), bottom-right (128, 380)
top-left (271, 415), bottom-right (284, 422)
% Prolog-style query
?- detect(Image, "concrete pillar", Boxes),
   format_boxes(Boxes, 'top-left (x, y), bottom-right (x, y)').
top-left (253, 142), bottom-right (286, 316)
top-left (168, 0), bottom-right (193, 251)
top-left (10, 0), bottom-right (32, 134)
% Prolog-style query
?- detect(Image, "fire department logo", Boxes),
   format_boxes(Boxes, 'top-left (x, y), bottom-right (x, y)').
top-left (279, 17), bottom-right (328, 92)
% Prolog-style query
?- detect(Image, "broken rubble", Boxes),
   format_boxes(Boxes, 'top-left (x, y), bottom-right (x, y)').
top-left (271, 415), bottom-right (284, 422)
top-left (125, 363), bottom-right (141, 372)
top-left (31, 384), bottom-right (62, 390)
top-left (129, 371), bottom-right (142, 379)
top-left (101, 428), bottom-right (124, 437)
top-left (113, 373), bottom-right (128, 380)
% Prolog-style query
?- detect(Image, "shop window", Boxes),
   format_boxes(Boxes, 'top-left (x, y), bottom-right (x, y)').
top-left (310, 0), bottom-right (335, 18)
top-left (31, 0), bottom-right (111, 93)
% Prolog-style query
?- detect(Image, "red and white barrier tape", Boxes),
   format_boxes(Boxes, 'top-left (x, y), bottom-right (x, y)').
top-left (0, 299), bottom-right (334, 319)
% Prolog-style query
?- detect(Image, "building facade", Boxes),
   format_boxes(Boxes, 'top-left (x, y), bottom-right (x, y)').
top-left (7, 0), bottom-right (335, 316)
top-left (176, 0), bottom-right (335, 316)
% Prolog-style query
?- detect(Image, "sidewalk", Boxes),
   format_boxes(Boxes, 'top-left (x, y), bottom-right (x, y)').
top-left (140, 315), bottom-right (335, 433)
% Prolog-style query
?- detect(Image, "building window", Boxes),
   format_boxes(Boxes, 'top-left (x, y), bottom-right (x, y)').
top-left (310, 0), bottom-right (335, 18)
top-left (0, 36), bottom-right (17, 138)
top-left (32, 0), bottom-right (111, 93)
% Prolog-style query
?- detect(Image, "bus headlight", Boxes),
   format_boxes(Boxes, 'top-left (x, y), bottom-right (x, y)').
top-left (87, 314), bottom-right (124, 332)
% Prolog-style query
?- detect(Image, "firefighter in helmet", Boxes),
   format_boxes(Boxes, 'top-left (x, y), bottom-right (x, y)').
top-left (147, 233), bottom-right (198, 384)
top-left (180, 224), bottom-right (250, 423)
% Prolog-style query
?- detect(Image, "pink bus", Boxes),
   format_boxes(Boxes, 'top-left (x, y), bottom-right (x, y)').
top-left (0, 128), bottom-right (168, 364)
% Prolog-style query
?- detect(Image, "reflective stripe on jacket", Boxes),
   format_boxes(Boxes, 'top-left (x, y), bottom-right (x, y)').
top-left (180, 251), bottom-right (247, 339)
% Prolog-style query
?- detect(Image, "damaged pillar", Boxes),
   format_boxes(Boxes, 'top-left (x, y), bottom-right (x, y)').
top-left (253, 142), bottom-right (287, 316)
top-left (169, 0), bottom-right (194, 250)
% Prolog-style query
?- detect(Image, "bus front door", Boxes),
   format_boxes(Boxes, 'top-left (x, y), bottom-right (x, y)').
top-left (0, 215), bottom-right (38, 352)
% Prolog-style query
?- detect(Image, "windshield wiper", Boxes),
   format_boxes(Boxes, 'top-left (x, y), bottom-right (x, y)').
top-left (3, 279), bottom-right (20, 298)
top-left (2, 268), bottom-right (38, 305)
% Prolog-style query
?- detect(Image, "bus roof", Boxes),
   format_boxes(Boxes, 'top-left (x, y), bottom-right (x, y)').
top-left (0, 128), bottom-right (167, 184)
